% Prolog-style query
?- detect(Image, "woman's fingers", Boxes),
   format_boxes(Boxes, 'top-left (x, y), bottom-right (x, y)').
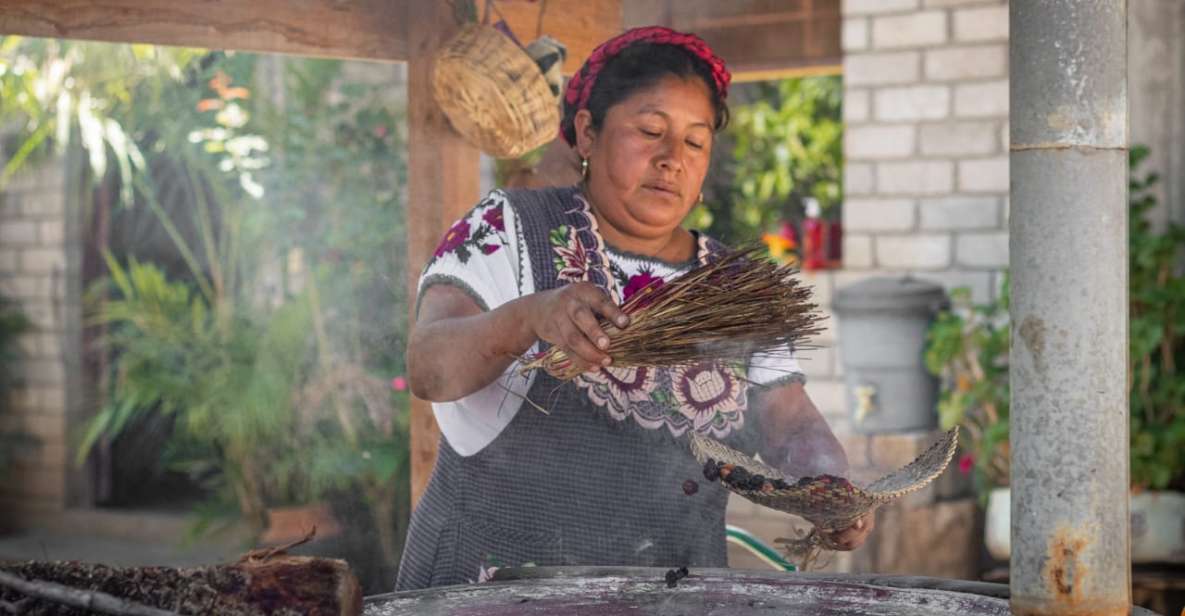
top-left (571, 305), bottom-right (612, 355)
top-left (561, 320), bottom-right (611, 367)
top-left (591, 290), bottom-right (631, 329)
top-left (827, 513), bottom-right (875, 551)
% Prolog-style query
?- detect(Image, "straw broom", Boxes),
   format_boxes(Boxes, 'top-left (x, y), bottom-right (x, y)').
top-left (521, 247), bottom-right (825, 380)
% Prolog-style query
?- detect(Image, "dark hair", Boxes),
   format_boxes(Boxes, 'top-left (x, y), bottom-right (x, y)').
top-left (560, 43), bottom-right (730, 146)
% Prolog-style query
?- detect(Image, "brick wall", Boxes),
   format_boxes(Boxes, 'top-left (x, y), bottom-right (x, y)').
top-left (0, 159), bottom-right (82, 520)
top-left (841, 0), bottom-right (1009, 305)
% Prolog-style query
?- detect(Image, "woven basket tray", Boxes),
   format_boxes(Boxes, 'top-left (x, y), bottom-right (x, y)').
top-left (433, 24), bottom-right (560, 158)
top-left (689, 427), bottom-right (959, 532)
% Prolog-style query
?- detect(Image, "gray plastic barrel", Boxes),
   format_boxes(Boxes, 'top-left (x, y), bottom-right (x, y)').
top-left (833, 277), bottom-right (947, 434)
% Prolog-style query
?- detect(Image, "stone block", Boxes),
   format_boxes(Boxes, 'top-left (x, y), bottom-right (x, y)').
top-left (842, 233), bottom-right (875, 269)
top-left (876, 160), bottom-right (954, 195)
top-left (843, 17), bottom-right (869, 51)
top-left (0, 276), bottom-right (39, 299)
top-left (957, 156), bottom-right (1009, 193)
top-left (845, 52), bottom-right (921, 86)
top-left (0, 249), bottom-right (17, 272)
top-left (954, 80), bottom-right (1008, 118)
top-left (844, 88), bottom-right (871, 122)
top-left (0, 221), bottom-right (38, 246)
top-left (956, 231), bottom-right (1010, 268)
top-left (843, 198), bottom-right (916, 232)
top-left (924, 44), bottom-right (1007, 81)
top-left (21, 194), bottom-right (64, 217)
top-left (872, 11), bottom-right (947, 49)
top-left (875, 234), bottom-right (952, 270)
top-left (20, 248), bottom-right (65, 273)
top-left (953, 5), bottom-right (1008, 42)
top-left (913, 269), bottom-right (994, 304)
top-left (0, 408), bottom-right (66, 440)
top-left (919, 121), bottom-right (1000, 156)
top-left (919, 196), bottom-right (1000, 230)
top-left (874, 85), bottom-right (950, 121)
top-left (38, 220), bottom-right (65, 245)
top-left (845, 162), bottom-right (876, 195)
top-left (20, 358), bottom-right (66, 385)
top-left (843, 0), bottom-right (920, 16)
top-left (845, 125), bottom-right (916, 160)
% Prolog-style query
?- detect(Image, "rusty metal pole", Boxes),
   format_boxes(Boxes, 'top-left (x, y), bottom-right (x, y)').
top-left (1010, 2), bottom-right (1130, 615)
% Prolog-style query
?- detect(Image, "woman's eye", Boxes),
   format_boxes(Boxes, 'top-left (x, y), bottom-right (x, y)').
top-left (640, 128), bottom-right (662, 137)
top-left (686, 140), bottom-right (705, 150)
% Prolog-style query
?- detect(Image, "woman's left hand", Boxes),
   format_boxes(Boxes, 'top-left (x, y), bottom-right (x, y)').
top-left (824, 512), bottom-right (875, 551)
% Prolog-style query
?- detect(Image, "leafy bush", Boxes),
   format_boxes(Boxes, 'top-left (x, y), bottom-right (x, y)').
top-left (926, 144), bottom-right (1185, 497)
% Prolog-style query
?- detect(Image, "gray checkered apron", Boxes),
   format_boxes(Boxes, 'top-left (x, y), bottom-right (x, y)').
top-left (395, 186), bottom-right (760, 590)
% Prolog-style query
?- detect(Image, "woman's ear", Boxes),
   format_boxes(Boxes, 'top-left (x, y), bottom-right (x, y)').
top-left (573, 109), bottom-right (596, 160)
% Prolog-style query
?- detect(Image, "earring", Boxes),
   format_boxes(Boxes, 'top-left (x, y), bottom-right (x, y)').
top-left (581, 158), bottom-right (589, 180)
top-left (699, 192), bottom-right (705, 204)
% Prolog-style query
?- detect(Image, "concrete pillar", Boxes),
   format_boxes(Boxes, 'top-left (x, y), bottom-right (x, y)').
top-left (1009, 2), bottom-right (1129, 615)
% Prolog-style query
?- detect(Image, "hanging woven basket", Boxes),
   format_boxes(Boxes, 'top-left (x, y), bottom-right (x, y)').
top-left (433, 24), bottom-right (561, 159)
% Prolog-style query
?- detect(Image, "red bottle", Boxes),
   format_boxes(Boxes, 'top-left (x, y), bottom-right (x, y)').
top-left (802, 198), bottom-right (826, 271)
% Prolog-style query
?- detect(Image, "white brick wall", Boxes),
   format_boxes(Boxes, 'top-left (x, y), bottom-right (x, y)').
top-left (0, 160), bottom-right (77, 514)
top-left (924, 45), bottom-right (1007, 81)
top-left (845, 125), bottom-right (916, 159)
top-left (876, 160), bottom-right (954, 194)
top-left (919, 121), bottom-right (1000, 156)
top-left (919, 196), bottom-right (1000, 230)
top-left (954, 80), bottom-right (1009, 117)
top-left (845, 52), bottom-right (921, 86)
top-left (843, 198), bottom-right (916, 231)
top-left (874, 85), bottom-right (950, 121)
top-left (952, 5), bottom-right (1009, 42)
top-left (872, 11), bottom-right (948, 49)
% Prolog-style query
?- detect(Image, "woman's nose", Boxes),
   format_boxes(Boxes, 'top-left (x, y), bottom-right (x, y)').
top-left (656, 137), bottom-right (684, 173)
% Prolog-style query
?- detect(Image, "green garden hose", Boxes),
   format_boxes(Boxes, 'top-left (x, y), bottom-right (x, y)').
top-left (725, 525), bottom-right (797, 572)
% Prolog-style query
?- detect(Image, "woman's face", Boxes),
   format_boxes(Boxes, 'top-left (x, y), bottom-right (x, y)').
top-left (576, 75), bottom-right (716, 240)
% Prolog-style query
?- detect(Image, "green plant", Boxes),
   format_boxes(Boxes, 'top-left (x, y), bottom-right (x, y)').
top-left (0, 294), bottom-right (33, 473)
top-left (1128, 144), bottom-right (1185, 491)
top-left (689, 76), bottom-right (842, 245)
top-left (926, 144), bottom-right (1185, 497)
top-left (80, 255), bottom-right (319, 527)
top-left (924, 278), bottom-right (1011, 498)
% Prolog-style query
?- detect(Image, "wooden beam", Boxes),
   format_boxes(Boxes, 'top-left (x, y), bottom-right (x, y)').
top-left (624, 0), bottom-right (841, 76)
top-left (405, 2), bottom-right (482, 508)
top-left (0, 1), bottom-right (408, 62)
top-left (494, 0), bottom-right (622, 75)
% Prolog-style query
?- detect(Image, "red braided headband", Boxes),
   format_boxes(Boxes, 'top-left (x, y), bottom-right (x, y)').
top-left (560, 26), bottom-right (730, 146)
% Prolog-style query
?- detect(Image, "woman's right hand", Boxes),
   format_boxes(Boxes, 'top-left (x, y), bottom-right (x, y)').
top-left (524, 282), bottom-right (631, 373)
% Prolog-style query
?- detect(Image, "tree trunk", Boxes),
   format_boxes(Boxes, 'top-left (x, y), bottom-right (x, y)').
top-left (0, 554), bottom-right (361, 616)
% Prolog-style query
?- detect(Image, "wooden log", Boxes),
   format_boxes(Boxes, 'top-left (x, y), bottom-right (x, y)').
top-left (0, 555), bottom-right (361, 616)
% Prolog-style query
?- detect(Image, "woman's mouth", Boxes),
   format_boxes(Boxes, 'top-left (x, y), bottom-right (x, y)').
top-left (644, 183), bottom-right (681, 198)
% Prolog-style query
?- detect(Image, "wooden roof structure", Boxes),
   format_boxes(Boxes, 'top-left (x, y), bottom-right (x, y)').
top-left (0, 0), bottom-right (841, 506)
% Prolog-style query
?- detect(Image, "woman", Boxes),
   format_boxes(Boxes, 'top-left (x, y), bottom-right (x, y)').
top-left (397, 26), bottom-right (872, 590)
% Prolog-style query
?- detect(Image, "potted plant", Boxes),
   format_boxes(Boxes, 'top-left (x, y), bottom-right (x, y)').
top-left (925, 145), bottom-right (1185, 563)
top-left (924, 276), bottom-right (1011, 559)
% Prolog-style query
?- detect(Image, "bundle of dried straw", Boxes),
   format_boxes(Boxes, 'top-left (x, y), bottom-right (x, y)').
top-left (521, 247), bottom-right (825, 380)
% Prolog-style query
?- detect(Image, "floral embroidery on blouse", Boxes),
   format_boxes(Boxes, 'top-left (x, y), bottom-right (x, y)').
top-left (554, 191), bottom-right (748, 438)
top-left (428, 195), bottom-right (509, 266)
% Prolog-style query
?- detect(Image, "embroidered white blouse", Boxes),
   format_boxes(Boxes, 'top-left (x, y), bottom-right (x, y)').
top-left (418, 190), bottom-right (806, 456)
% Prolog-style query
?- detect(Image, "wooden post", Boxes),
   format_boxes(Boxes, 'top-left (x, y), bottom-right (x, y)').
top-left (405, 2), bottom-right (481, 508)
